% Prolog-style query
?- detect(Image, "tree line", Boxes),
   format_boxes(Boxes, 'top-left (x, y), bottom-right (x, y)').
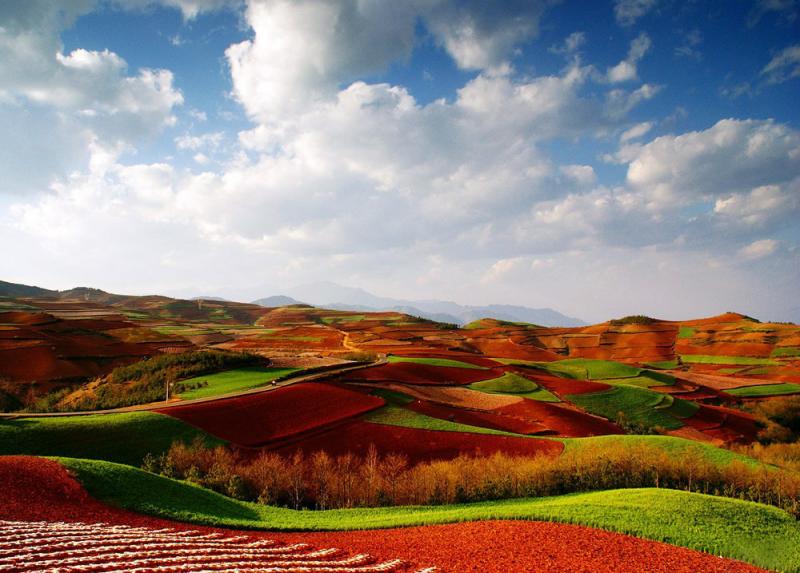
top-left (143, 438), bottom-right (800, 517)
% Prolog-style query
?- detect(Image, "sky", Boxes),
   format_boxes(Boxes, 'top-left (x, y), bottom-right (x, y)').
top-left (1, 0), bottom-right (799, 323)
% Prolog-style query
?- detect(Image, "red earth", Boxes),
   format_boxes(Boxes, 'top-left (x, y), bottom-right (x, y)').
top-left (157, 383), bottom-right (385, 447)
top-left (345, 362), bottom-right (502, 386)
top-left (528, 373), bottom-right (613, 396)
top-left (270, 420), bottom-right (564, 463)
top-left (0, 456), bottom-right (768, 573)
top-left (407, 399), bottom-right (551, 435)
top-left (496, 399), bottom-right (624, 437)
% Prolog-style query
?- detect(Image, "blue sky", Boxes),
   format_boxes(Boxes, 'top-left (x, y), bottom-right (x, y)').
top-left (1, 0), bottom-right (798, 322)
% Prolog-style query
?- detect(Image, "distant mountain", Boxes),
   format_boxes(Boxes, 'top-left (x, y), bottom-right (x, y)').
top-left (283, 282), bottom-right (586, 327)
top-left (252, 295), bottom-right (306, 307)
top-left (0, 280), bottom-right (56, 298)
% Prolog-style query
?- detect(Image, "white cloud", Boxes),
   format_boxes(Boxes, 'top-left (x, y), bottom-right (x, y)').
top-left (560, 164), bottom-right (597, 186)
top-left (714, 183), bottom-right (799, 226)
top-left (620, 121), bottom-right (653, 142)
top-left (625, 118), bottom-right (800, 208)
top-left (739, 239), bottom-right (779, 259)
top-left (606, 32), bottom-right (651, 83)
top-left (0, 1), bottom-right (183, 194)
top-left (175, 132), bottom-right (224, 150)
top-left (113, 0), bottom-right (241, 19)
top-left (614, 0), bottom-right (658, 27)
top-left (762, 44), bottom-right (800, 84)
top-left (424, 1), bottom-right (549, 70)
top-left (549, 32), bottom-right (586, 57)
top-left (226, 0), bottom-right (419, 123)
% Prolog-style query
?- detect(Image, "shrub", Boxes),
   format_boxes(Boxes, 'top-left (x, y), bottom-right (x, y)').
top-left (147, 438), bottom-right (800, 517)
top-left (610, 315), bottom-right (656, 325)
top-left (38, 350), bottom-right (263, 412)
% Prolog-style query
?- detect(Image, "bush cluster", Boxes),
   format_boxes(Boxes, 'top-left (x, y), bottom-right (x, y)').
top-left (34, 350), bottom-right (263, 412)
top-left (609, 315), bottom-right (656, 325)
top-left (144, 439), bottom-right (800, 516)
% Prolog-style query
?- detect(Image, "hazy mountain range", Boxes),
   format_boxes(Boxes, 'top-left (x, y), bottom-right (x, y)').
top-left (253, 281), bottom-right (586, 327)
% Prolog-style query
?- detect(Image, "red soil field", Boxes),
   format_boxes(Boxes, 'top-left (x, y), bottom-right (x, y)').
top-left (526, 372), bottom-right (612, 396)
top-left (345, 362), bottom-right (501, 386)
top-left (407, 400), bottom-right (551, 435)
top-left (676, 342), bottom-right (774, 358)
top-left (283, 521), bottom-right (767, 573)
top-left (271, 420), bottom-right (564, 462)
top-left (157, 383), bottom-right (385, 447)
top-left (0, 311), bottom-right (56, 325)
top-left (465, 336), bottom-right (560, 361)
top-left (496, 400), bottom-right (623, 437)
top-left (0, 457), bottom-right (767, 573)
top-left (683, 405), bottom-right (759, 443)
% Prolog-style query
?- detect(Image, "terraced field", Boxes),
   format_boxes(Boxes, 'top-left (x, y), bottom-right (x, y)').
top-left (48, 457), bottom-right (800, 572)
top-left (3, 287), bottom-right (800, 571)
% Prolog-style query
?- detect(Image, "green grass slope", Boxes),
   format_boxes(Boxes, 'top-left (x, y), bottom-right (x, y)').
top-left (386, 356), bottom-right (488, 369)
top-left (500, 358), bottom-right (642, 380)
top-left (469, 372), bottom-right (560, 402)
top-left (567, 386), bottom-right (684, 431)
top-left (0, 413), bottom-right (222, 466)
top-left (179, 366), bottom-right (300, 399)
top-left (725, 383), bottom-right (800, 397)
top-left (680, 355), bottom-right (779, 366)
top-left (59, 457), bottom-right (800, 572)
top-left (365, 405), bottom-right (516, 436)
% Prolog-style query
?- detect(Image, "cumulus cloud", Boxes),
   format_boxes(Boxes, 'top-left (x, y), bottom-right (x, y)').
top-left (614, 0), bottom-right (658, 27)
top-left (423, 0), bottom-right (549, 70)
top-left (226, 0), bottom-right (420, 123)
top-left (762, 45), bottom-right (800, 84)
top-left (625, 118), bottom-right (800, 208)
top-left (113, 0), bottom-right (241, 19)
top-left (0, 1), bottom-right (183, 195)
top-left (714, 182), bottom-right (800, 226)
top-left (739, 239), bottom-right (779, 260)
top-left (606, 32), bottom-right (651, 83)
top-left (559, 164), bottom-right (597, 187)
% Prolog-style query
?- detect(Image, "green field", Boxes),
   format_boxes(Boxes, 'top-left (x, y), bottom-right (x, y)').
top-left (370, 388), bottom-right (416, 405)
top-left (178, 366), bottom-right (301, 400)
top-left (321, 315), bottom-right (366, 324)
top-left (518, 358), bottom-right (642, 380)
top-left (678, 326), bottom-right (696, 339)
top-left (364, 405), bottom-right (515, 436)
top-left (658, 395), bottom-right (700, 418)
top-left (59, 457), bottom-right (800, 572)
top-left (602, 371), bottom-right (675, 388)
top-left (386, 356), bottom-right (489, 370)
top-left (470, 372), bottom-right (560, 402)
top-left (725, 383), bottom-right (800, 398)
top-left (644, 360), bottom-right (680, 370)
top-left (568, 385), bottom-right (684, 430)
top-left (680, 355), bottom-right (779, 366)
top-left (773, 347), bottom-right (800, 358)
top-left (0, 413), bottom-right (222, 466)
